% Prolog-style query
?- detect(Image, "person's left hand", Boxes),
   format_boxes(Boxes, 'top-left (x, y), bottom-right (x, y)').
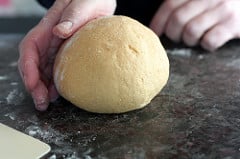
top-left (18, 0), bottom-right (116, 111)
top-left (150, 0), bottom-right (240, 51)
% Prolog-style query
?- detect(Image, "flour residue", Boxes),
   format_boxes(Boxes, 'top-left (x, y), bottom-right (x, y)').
top-left (10, 82), bottom-right (18, 86)
top-left (54, 66), bottom-right (66, 92)
top-left (169, 74), bottom-right (186, 90)
top-left (48, 154), bottom-right (57, 159)
top-left (84, 21), bottom-right (95, 30)
top-left (55, 43), bottom-right (71, 92)
top-left (25, 124), bottom-right (85, 159)
top-left (54, 67), bottom-right (61, 91)
top-left (6, 89), bottom-right (18, 104)
top-left (226, 59), bottom-right (240, 69)
top-left (27, 115), bottom-right (39, 125)
top-left (4, 112), bottom-right (16, 120)
top-left (25, 125), bottom-right (66, 144)
top-left (65, 152), bottom-right (81, 159)
top-left (6, 89), bottom-right (25, 105)
top-left (63, 33), bottom-right (77, 53)
top-left (0, 75), bottom-right (8, 80)
top-left (197, 54), bottom-right (204, 60)
top-left (167, 48), bottom-right (192, 57)
top-left (8, 61), bottom-right (18, 67)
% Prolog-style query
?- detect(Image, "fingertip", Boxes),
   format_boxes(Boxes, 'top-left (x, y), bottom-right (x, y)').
top-left (201, 25), bottom-right (233, 52)
top-left (53, 21), bottom-right (73, 39)
top-left (33, 94), bottom-right (49, 111)
top-left (31, 81), bottom-right (49, 111)
top-left (183, 33), bottom-right (198, 47)
top-left (35, 102), bottom-right (49, 111)
top-left (201, 38), bottom-right (217, 52)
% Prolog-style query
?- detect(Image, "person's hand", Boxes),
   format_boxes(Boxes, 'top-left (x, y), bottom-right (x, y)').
top-left (150, 0), bottom-right (240, 51)
top-left (18, 0), bottom-right (116, 111)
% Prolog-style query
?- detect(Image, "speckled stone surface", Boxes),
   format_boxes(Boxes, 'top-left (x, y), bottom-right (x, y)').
top-left (0, 34), bottom-right (240, 159)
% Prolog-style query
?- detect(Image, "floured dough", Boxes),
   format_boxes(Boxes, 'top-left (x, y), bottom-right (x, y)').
top-left (53, 15), bottom-right (169, 113)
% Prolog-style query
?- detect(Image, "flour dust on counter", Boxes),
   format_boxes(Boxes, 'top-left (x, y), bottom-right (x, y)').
top-left (4, 112), bottom-right (16, 120)
top-left (0, 75), bottom-right (8, 80)
top-left (24, 114), bottom-right (98, 159)
top-left (167, 48), bottom-right (192, 57)
top-left (226, 58), bottom-right (240, 70)
top-left (25, 124), bottom-right (66, 144)
top-left (6, 89), bottom-right (25, 105)
top-left (8, 61), bottom-right (18, 67)
top-left (1, 34), bottom-right (240, 158)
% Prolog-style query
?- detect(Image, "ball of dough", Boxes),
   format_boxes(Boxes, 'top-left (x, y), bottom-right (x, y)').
top-left (53, 16), bottom-right (169, 113)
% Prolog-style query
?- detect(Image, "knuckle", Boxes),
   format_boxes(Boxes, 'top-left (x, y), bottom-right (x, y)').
top-left (184, 22), bottom-right (199, 39)
top-left (228, 12), bottom-right (238, 23)
top-left (221, 1), bottom-right (235, 17)
top-left (47, 8), bottom-right (60, 18)
top-left (171, 10), bottom-right (186, 27)
top-left (165, 0), bottom-right (176, 10)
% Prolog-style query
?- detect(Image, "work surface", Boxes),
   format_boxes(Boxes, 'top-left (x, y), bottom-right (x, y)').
top-left (0, 34), bottom-right (240, 159)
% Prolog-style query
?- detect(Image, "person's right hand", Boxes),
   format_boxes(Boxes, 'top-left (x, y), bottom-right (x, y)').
top-left (18, 0), bottom-right (116, 111)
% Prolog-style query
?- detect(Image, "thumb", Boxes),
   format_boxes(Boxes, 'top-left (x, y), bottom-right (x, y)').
top-left (53, 0), bottom-right (114, 39)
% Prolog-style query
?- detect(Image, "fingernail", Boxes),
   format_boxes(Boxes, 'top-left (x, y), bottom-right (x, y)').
top-left (34, 100), bottom-right (48, 111)
top-left (54, 21), bottom-right (73, 38)
top-left (59, 21), bottom-right (73, 31)
top-left (36, 104), bottom-right (48, 111)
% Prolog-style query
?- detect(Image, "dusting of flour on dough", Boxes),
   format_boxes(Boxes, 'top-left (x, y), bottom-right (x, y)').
top-left (54, 67), bottom-right (61, 91)
top-left (54, 65), bottom-right (66, 92)
top-left (55, 37), bottom-right (75, 91)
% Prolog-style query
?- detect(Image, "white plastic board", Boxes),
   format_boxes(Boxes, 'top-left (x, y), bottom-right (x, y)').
top-left (0, 123), bottom-right (50, 159)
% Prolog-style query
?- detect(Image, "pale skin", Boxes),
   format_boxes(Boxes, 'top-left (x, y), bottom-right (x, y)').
top-left (18, 0), bottom-right (240, 111)
top-left (150, 0), bottom-right (240, 51)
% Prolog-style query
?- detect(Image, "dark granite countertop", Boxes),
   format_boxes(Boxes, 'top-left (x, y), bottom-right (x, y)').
top-left (1, 34), bottom-right (240, 159)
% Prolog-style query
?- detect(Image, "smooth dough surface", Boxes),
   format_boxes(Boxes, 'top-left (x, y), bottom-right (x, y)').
top-left (53, 15), bottom-right (169, 113)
